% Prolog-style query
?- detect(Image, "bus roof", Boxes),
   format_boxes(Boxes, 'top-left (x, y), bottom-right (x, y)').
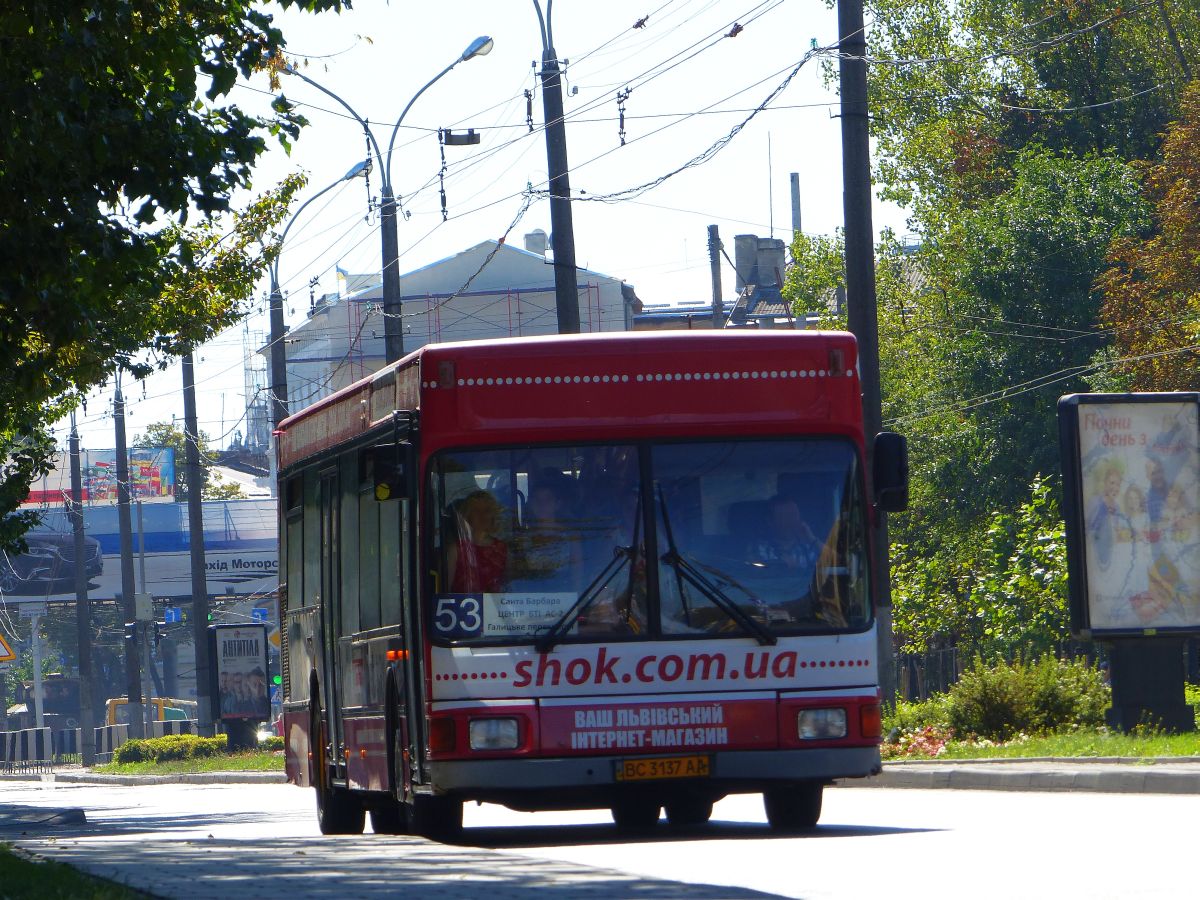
top-left (277, 331), bottom-right (862, 471)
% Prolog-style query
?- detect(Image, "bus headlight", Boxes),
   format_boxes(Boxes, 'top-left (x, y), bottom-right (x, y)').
top-left (468, 717), bottom-right (520, 751)
top-left (797, 708), bottom-right (847, 740)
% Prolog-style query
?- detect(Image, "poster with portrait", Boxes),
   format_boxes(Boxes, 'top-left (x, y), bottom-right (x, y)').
top-left (210, 623), bottom-right (270, 720)
top-left (1060, 393), bottom-right (1200, 636)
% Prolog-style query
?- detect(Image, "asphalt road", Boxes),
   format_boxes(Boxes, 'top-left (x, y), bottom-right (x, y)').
top-left (3, 779), bottom-right (1195, 899)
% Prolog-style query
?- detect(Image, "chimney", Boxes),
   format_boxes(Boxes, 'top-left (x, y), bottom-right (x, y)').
top-left (757, 238), bottom-right (787, 289)
top-left (524, 229), bottom-right (548, 257)
top-left (733, 234), bottom-right (759, 291)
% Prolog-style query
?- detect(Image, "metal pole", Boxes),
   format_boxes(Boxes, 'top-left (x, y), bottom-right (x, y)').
top-left (535, 3), bottom-right (581, 334)
top-left (381, 189), bottom-right (405, 362)
top-left (182, 353), bottom-right (214, 736)
top-left (69, 417), bottom-right (96, 765)
top-left (707, 225), bottom-right (723, 329)
top-left (838, 0), bottom-right (895, 702)
top-left (114, 380), bottom-right (144, 738)
top-left (30, 612), bottom-right (43, 728)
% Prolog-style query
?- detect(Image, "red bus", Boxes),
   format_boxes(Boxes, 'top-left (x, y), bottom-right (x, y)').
top-left (279, 330), bottom-right (907, 836)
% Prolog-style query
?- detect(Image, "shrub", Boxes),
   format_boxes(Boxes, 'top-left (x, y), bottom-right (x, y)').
top-left (883, 694), bottom-right (953, 736)
top-left (113, 733), bottom-right (228, 764)
top-left (946, 656), bottom-right (1108, 742)
top-left (258, 735), bottom-right (284, 752)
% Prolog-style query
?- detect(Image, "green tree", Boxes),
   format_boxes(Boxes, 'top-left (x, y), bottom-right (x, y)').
top-left (883, 148), bottom-right (1147, 536)
top-left (892, 475), bottom-right (1070, 660)
top-left (859, 0), bottom-right (1197, 220)
top-left (1098, 81), bottom-right (1200, 390)
top-left (783, 230), bottom-right (846, 320)
top-left (133, 422), bottom-right (246, 501)
top-left (0, 0), bottom-right (342, 549)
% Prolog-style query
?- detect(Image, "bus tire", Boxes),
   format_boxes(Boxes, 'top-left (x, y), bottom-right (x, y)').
top-left (369, 800), bottom-right (409, 835)
top-left (311, 698), bottom-right (365, 835)
top-left (611, 798), bottom-right (660, 830)
top-left (665, 796), bottom-right (713, 827)
top-left (763, 781), bottom-right (823, 831)
top-left (409, 795), bottom-right (462, 840)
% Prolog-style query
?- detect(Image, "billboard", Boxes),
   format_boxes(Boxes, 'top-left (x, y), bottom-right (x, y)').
top-left (0, 499), bottom-right (276, 601)
top-left (211, 623), bottom-right (270, 721)
top-left (23, 448), bottom-right (175, 506)
top-left (1060, 393), bottom-right (1200, 636)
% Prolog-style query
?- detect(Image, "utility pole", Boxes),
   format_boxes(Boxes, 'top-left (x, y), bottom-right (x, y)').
top-left (790, 173), bottom-right (802, 240)
top-left (69, 415), bottom-right (96, 765)
top-left (534, 2), bottom-right (581, 334)
top-left (113, 378), bottom-right (144, 738)
top-left (182, 353), bottom-right (214, 736)
top-left (707, 225), bottom-right (724, 329)
top-left (838, 0), bottom-right (895, 702)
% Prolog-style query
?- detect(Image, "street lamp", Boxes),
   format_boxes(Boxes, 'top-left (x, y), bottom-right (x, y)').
top-left (532, 1), bottom-right (580, 334)
top-left (267, 158), bottom-right (372, 430)
top-left (284, 35), bottom-right (495, 364)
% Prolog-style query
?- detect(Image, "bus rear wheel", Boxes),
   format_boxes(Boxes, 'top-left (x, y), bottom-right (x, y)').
top-left (763, 781), bottom-right (823, 831)
top-left (611, 798), bottom-right (661, 830)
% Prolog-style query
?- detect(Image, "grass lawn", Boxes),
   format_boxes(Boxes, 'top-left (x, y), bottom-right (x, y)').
top-left (0, 843), bottom-right (149, 899)
top-left (884, 728), bottom-right (1200, 761)
top-left (93, 751), bottom-right (285, 776)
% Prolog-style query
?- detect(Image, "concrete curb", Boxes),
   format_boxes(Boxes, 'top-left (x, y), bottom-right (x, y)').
top-left (0, 771), bottom-right (286, 786)
top-left (839, 758), bottom-right (1200, 794)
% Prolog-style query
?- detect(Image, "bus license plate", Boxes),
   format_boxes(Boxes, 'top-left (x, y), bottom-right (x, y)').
top-left (615, 755), bottom-right (711, 782)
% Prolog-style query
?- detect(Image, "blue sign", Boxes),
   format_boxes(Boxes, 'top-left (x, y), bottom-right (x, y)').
top-left (251, 608), bottom-right (269, 623)
top-left (164, 607), bottom-right (182, 624)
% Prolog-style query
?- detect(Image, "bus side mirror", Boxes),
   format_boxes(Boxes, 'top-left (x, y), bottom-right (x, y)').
top-left (873, 431), bottom-right (908, 513)
top-left (370, 445), bottom-right (408, 502)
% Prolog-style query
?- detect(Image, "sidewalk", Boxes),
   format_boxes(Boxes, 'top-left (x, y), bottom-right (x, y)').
top-left (843, 756), bottom-right (1200, 794)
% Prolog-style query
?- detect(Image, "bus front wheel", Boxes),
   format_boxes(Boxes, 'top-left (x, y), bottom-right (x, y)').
top-left (665, 796), bottom-right (713, 827)
top-left (311, 700), bottom-right (365, 835)
top-left (763, 781), bottom-right (823, 831)
top-left (611, 798), bottom-right (661, 830)
top-left (409, 795), bottom-right (462, 840)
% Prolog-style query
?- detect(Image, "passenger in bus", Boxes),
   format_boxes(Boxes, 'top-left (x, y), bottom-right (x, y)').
top-left (447, 489), bottom-right (509, 593)
top-left (511, 473), bottom-right (581, 592)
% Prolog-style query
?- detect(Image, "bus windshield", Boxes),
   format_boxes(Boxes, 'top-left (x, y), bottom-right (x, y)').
top-left (427, 439), bottom-right (869, 645)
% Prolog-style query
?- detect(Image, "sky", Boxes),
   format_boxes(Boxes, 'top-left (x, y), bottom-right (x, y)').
top-left (63, 0), bottom-right (911, 452)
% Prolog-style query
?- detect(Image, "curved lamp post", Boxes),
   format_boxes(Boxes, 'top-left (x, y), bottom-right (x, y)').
top-left (284, 35), bottom-right (494, 364)
top-left (532, 0), bottom-right (580, 333)
top-left (267, 158), bottom-right (372, 429)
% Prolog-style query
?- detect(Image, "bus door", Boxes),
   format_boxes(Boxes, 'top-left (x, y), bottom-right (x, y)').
top-left (395, 444), bottom-right (425, 788)
top-left (318, 469), bottom-right (347, 773)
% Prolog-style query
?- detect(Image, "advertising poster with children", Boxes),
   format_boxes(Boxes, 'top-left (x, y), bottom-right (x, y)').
top-left (1075, 399), bottom-right (1200, 631)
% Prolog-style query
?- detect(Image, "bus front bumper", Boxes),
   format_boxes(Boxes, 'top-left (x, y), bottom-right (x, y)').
top-left (426, 746), bottom-right (881, 804)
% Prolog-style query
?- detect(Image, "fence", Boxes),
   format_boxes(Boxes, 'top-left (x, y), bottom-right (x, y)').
top-left (1, 720), bottom-right (200, 767)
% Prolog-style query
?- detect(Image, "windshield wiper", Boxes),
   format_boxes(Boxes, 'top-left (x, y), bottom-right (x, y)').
top-left (657, 486), bottom-right (776, 646)
top-left (535, 498), bottom-right (643, 653)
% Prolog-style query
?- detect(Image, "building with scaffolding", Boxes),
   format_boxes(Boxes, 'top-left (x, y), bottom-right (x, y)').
top-left (276, 231), bottom-right (642, 411)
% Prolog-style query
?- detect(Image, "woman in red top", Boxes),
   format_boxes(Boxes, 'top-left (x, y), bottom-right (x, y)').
top-left (447, 489), bottom-right (508, 592)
